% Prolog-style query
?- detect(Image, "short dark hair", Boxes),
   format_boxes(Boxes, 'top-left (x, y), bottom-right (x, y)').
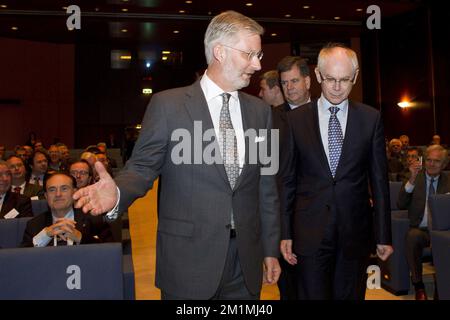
top-left (43, 172), bottom-right (77, 192)
top-left (277, 56), bottom-right (310, 77)
top-left (260, 70), bottom-right (280, 89)
top-left (69, 159), bottom-right (93, 177)
top-left (407, 146), bottom-right (422, 156)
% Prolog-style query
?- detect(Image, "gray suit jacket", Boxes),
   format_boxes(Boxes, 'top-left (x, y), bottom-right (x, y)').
top-left (397, 171), bottom-right (450, 228)
top-left (114, 80), bottom-right (280, 298)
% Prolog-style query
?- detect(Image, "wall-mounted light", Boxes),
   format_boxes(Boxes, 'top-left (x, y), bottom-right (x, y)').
top-left (142, 88), bottom-right (153, 95)
top-left (397, 101), bottom-right (412, 109)
top-left (120, 55), bottom-right (132, 60)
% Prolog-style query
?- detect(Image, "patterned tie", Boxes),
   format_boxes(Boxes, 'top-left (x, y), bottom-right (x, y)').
top-left (219, 93), bottom-right (239, 188)
top-left (328, 106), bottom-right (343, 178)
top-left (219, 93), bottom-right (239, 229)
top-left (427, 178), bottom-right (436, 230)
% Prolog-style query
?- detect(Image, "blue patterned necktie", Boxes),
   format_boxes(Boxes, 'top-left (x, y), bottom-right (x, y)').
top-left (328, 106), bottom-right (343, 177)
top-left (219, 93), bottom-right (239, 189)
top-left (427, 178), bottom-right (436, 230)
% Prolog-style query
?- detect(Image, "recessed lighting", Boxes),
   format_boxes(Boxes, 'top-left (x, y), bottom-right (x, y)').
top-left (271, 33), bottom-right (277, 37)
top-left (95, 7), bottom-right (99, 12)
top-left (173, 30), bottom-right (180, 34)
top-left (11, 26), bottom-right (18, 31)
top-left (246, 3), bottom-right (253, 6)
top-left (122, 0), bottom-right (129, 2)
top-left (334, 16), bottom-right (341, 20)
top-left (121, 29), bottom-right (128, 33)
top-left (185, 0), bottom-right (193, 3)
top-left (303, 6), bottom-right (310, 9)
top-left (62, 6), bottom-right (68, 10)
top-left (285, 14), bottom-right (291, 18)
top-left (162, 50), bottom-right (171, 54)
top-left (310, 15), bottom-right (315, 19)
top-left (1, 4), bottom-right (8, 8)
top-left (356, 8), bottom-right (363, 12)
top-left (122, 8), bottom-right (128, 12)
top-left (208, 11), bottom-right (212, 15)
top-left (179, 10), bottom-right (185, 13)
top-left (162, 56), bottom-right (168, 61)
top-left (120, 55), bottom-right (132, 60)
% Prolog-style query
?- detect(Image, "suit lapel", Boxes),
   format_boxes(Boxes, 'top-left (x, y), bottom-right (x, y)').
top-left (0, 192), bottom-right (14, 217)
top-left (183, 81), bottom-right (229, 186)
top-left (334, 101), bottom-right (356, 179)
top-left (437, 172), bottom-right (449, 193)
top-left (311, 101), bottom-right (333, 178)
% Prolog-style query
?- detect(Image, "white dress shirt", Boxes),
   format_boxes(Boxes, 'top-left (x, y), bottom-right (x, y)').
top-left (200, 72), bottom-right (245, 171)
top-left (33, 209), bottom-right (77, 247)
top-left (288, 97), bottom-right (311, 110)
top-left (11, 181), bottom-right (26, 195)
top-left (317, 94), bottom-right (349, 166)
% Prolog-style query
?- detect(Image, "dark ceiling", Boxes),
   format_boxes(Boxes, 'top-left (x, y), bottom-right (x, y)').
top-left (0, 0), bottom-right (425, 48)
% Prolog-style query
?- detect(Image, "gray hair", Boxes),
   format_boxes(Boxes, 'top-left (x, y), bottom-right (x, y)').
top-left (0, 160), bottom-right (11, 174)
top-left (426, 144), bottom-right (449, 167)
top-left (204, 10), bottom-right (264, 65)
top-left (317, 42), bottom-right (359, 74)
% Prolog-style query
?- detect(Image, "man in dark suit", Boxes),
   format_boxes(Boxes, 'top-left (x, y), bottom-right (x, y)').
top-left (21, 172), bottom-right (112, 247)
top-left (7, 155), bottom-right (44, 199)
top-left (0, 161), bottom-right (33, 219)
top-left (279, 43), bottom-right (393, 300)
top-left (73, 10), bottom-right (280, 300)
top-left (397, 144), bottom-right (450, 300)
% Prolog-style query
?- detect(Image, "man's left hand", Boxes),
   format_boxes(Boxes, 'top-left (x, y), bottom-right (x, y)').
top-left (376, 244), bottom-right (394, 261)
top-left (263, 257), bottom-right (281, 285)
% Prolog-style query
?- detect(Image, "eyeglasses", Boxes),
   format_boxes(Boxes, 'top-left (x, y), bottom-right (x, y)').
top-left (221, 44), bottom-right (264, 61)
top-left (46, 185), bottom-right (73, 194)
top-left (8, 163), bottom-right (24, 170)
top-left (70, 170), bottom-right (89, 177)
top-left (319, 72), bottom-right (356, 87)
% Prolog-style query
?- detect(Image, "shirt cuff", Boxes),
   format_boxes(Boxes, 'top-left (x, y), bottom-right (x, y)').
top-left (32, 229), bottom-right (52, 247)
top-left (404, 181), bottom-right (415, 193)
top-left (105, 187), bottom-right (121, 221)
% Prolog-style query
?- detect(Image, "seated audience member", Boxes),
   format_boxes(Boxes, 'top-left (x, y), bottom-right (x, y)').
top-left (80, 151), bottom-right (98, 181)
top-left (397, 147), bottom-right (422, 182)
top-left (0, 161), bottom-right (33, 219)
top-left (69, 160), bottom-right (92, 188)
top-left (430, 134), bottom-right (441, 146)
top-left (97, 142), bottom-right (118, 168)
top-left (15, 146), bottom-right (27, 162)
top-left (23, 145), bottom-right (33, 162)
top-left (21, 172), bottom-right (113, 247)
top-left (0, 144), bottom-right (6, 160)
top-left (47, 145), bottom-right (62, 172)
top-left (28, 150), bottom-right (48, 187)
top-left (387, 138), bottom-right (405, 180)
top-left (33, 141), bottom-right (44, 151)
top-left (7, 155), bottom-right (43, 199)
top-left (57, 143), bottom-right (72, 170)
top-left (397, 144), bottom-right (450, 300)
top-left (94, 151), bottom-right (114, 178)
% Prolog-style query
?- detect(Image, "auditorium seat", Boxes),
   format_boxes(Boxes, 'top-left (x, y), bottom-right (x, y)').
top-left (0, 217), bottom-right (32, 248)
top-left (429, 194), bottom-right (450, 299)
top-left (0, 243), bottom-right (135, 299)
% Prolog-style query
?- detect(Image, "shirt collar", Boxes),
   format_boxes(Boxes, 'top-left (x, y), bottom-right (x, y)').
top-left (425, 173), bottom-right (440, 182)
top-left (52, 208), bottom-right (75, 222)
top-left (200, 71), bottom-right (238, 103)
top-left (12, 181), bottom-right (26, 189)
top-left (319, 93), bottom-right (348, 113)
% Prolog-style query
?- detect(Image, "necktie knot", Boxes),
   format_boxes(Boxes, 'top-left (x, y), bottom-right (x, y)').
top-left (222, 93), bottom-right (231, 105)
top-left (13, 186), bottom-right (21, 194)
top-left (329, 106), bottom-right (340, 115)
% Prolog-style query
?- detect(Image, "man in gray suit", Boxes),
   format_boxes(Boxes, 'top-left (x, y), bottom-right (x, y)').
top-left (73, 10), bottom-right (281, 300)
top-left (397, 144), bottom-right (450, 300)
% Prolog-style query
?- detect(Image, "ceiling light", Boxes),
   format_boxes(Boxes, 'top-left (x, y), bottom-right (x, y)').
top-left (179, 10), bottom-right (185, 13)
top-left (208, 11), bottom-right (212, 15)
top-left (120, 55), bottom-right (132, 60)
top-left (246, 3), bottom-right (253, 6)
top-left (121, 29), bottom-right (128, 33)
top-left (285, 14), bottom-right (291, 18)
top-left (162, 56), bottom-right (168, 61)
top-left (95, 8), bottom-right (99, 12)
top-left (185, 0), bottom-right (193, 3)
top-left (334, 16), bottom-right (341, 20)
top-left (11, 26), bottom-right (18, 31)
top-left (62, 6), bottom-right (68, 10)
top-left (142, 88), bottom-right (153, 95)
top-left (1, 4), bottom-right (8, 8)
top-left (310, 15), bottom-right (315, 19)
top-left (122, 8), bottom-right (128, 12)
top-left (397, 101), bottom-right (412, 109)
top-left (173, 30), bottom-right (180, 34)
top-left (271, 33), bottom-right (277, 37)
top-left (356, 8), bottom-right (363, 12)
top-left (303, 6), bottom-right (310, 9)
top-left (162, 50), bottom-right (171, 54)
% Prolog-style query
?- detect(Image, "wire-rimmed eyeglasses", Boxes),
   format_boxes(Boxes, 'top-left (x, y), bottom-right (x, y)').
top-left (222, 44), bottom-right (264, 61)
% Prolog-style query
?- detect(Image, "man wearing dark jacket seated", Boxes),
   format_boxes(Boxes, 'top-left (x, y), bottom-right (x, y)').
top-left (0, 161), bottom-right (33, 219)
top-left (21, 172), bottom-right (113, 247)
